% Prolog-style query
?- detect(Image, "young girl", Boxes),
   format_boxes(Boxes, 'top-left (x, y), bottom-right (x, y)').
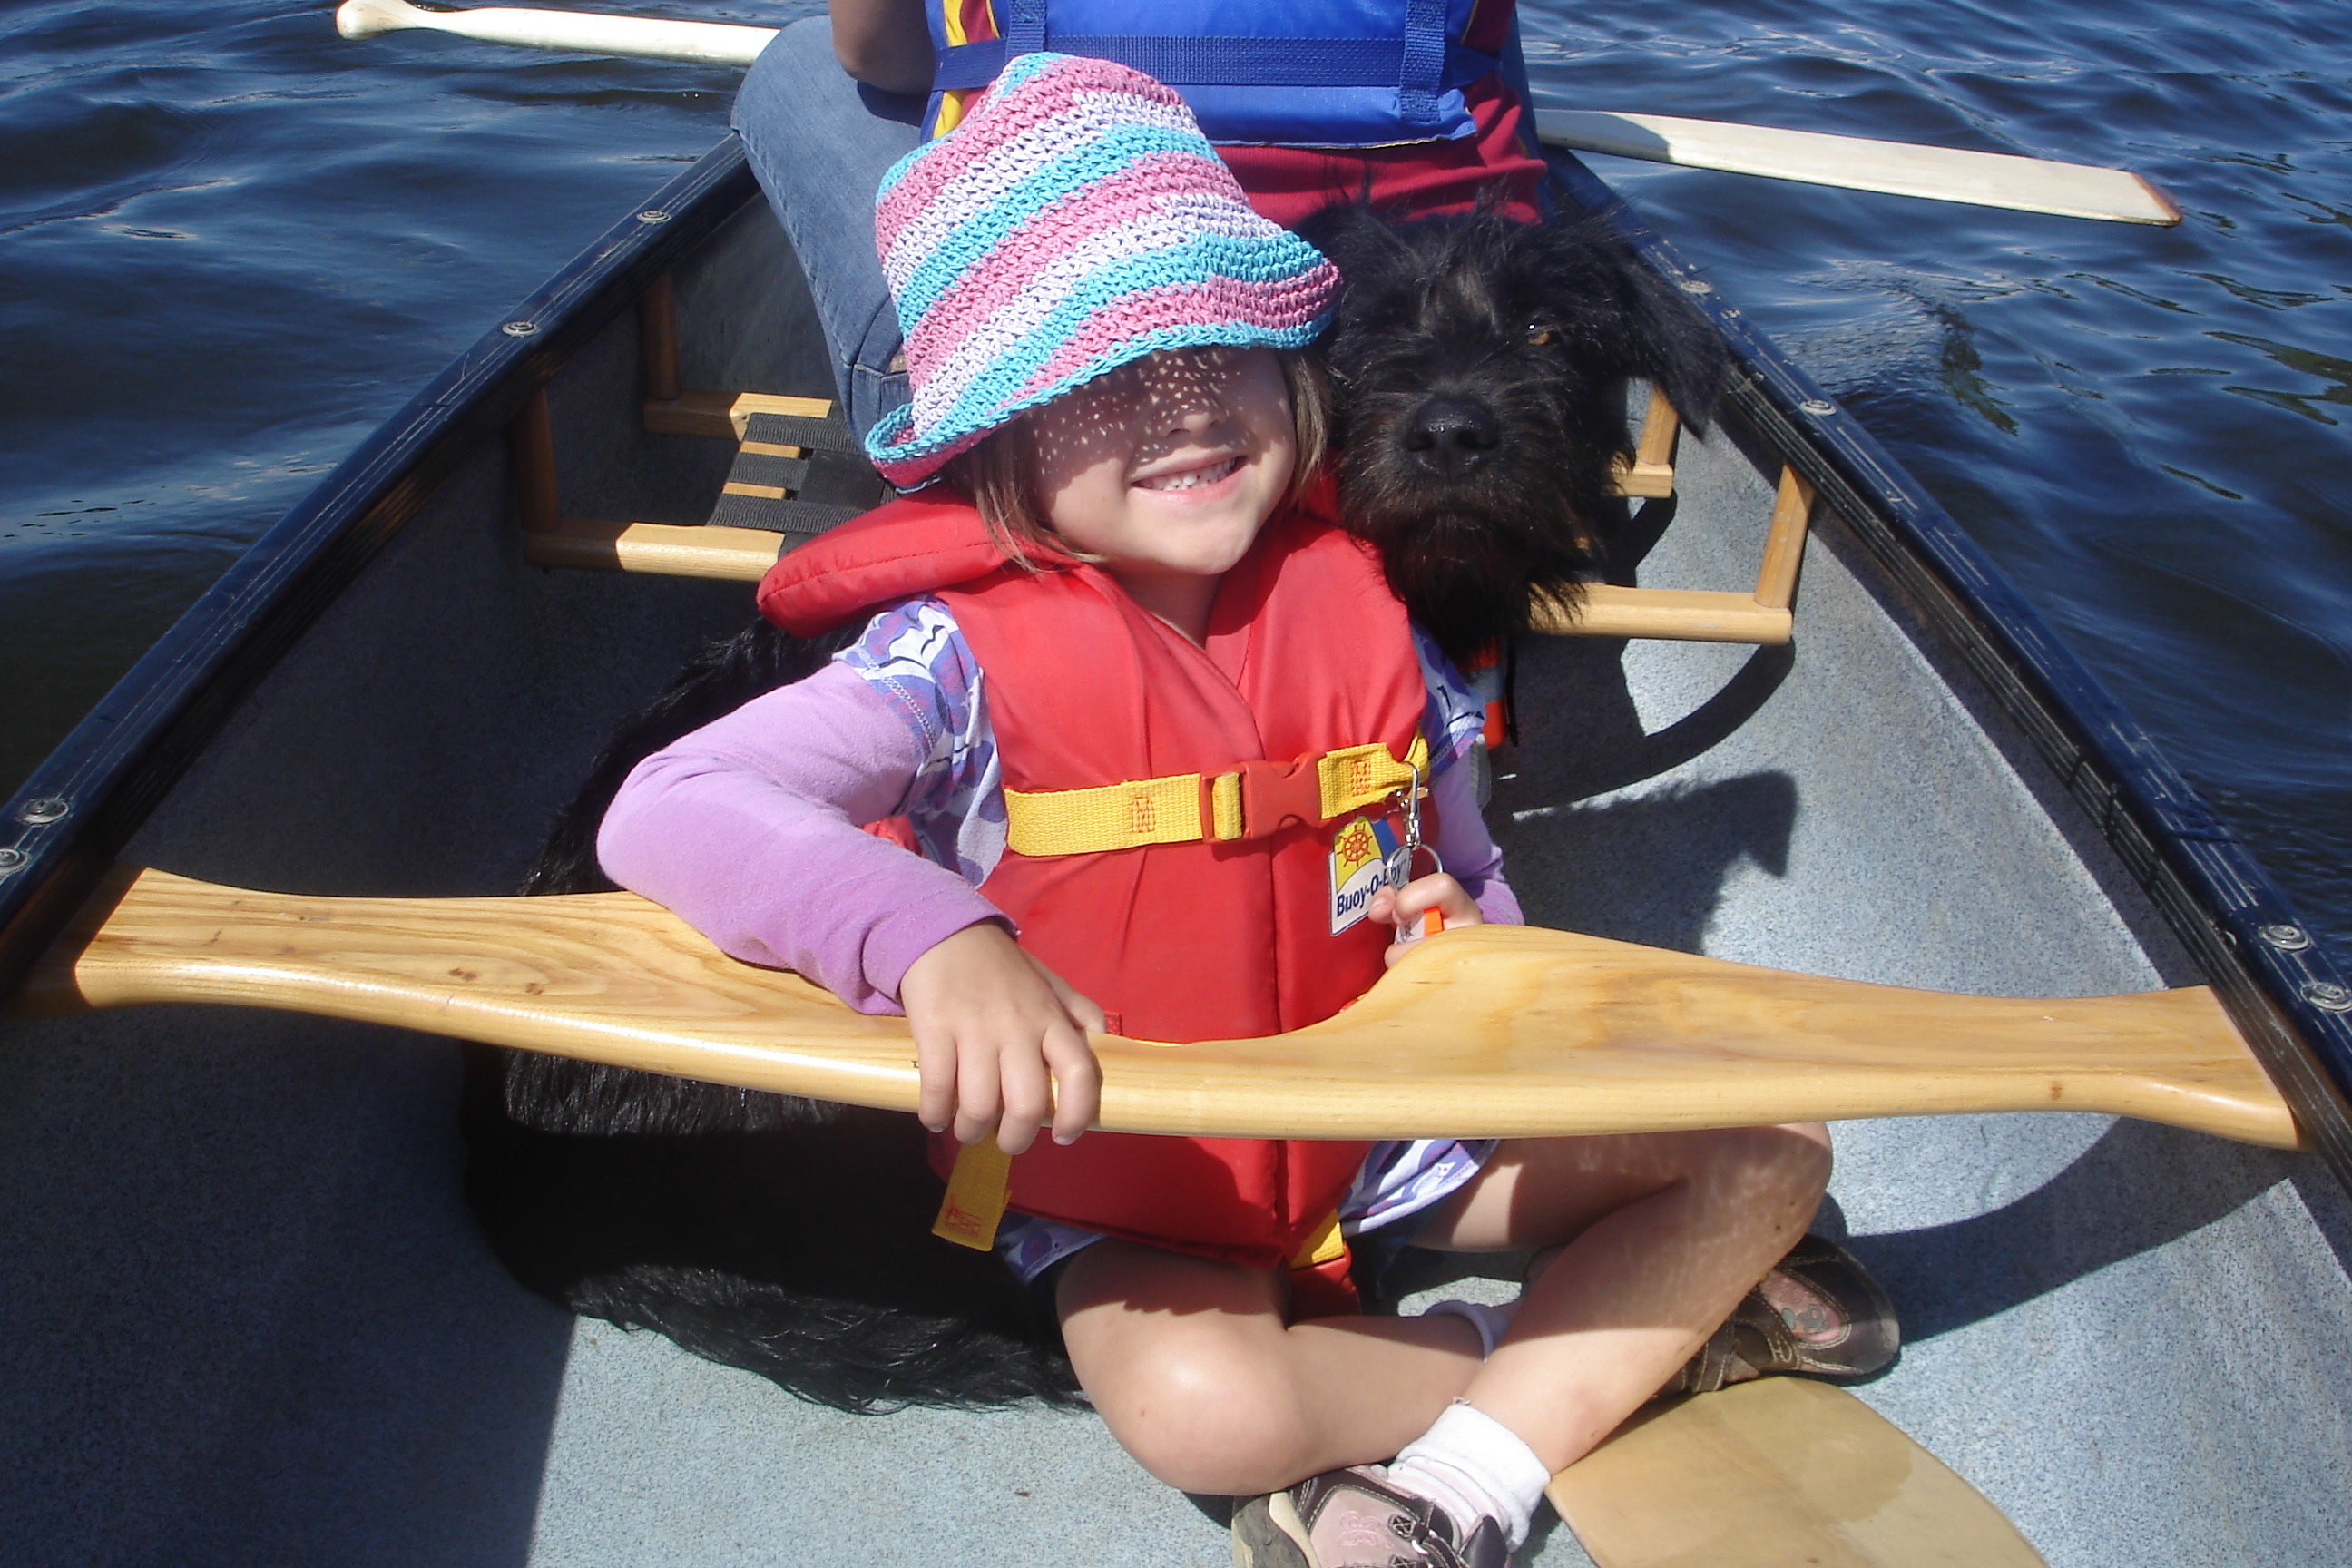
top-left (602, 54), bottom-right (1871, 1568)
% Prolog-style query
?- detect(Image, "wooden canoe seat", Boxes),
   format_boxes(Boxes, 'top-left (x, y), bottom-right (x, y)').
top-left (518, 387), bottom-right (884, 578)
top-left (12, 866), bottom-right (2299, 1152)
top-left (697, 404), bottom-right (888, 536)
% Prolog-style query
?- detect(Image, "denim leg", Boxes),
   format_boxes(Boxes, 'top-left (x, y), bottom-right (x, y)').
top-left (732, 17), bottom-right (922, 444)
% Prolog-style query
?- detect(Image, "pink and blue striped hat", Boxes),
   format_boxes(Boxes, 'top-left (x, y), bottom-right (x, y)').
top-left (865, 53), bottom-right (1341, 488)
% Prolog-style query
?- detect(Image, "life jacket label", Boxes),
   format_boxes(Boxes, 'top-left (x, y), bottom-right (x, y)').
top-left (1329, 812), bottom-right (1402, 935)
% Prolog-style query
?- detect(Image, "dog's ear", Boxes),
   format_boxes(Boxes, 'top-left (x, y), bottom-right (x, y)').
top-left (1539, 215), bottom-right (1730, 433)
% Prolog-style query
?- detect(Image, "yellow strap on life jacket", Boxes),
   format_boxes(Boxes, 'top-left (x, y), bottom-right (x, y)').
top-left (1003, 737), bottom-right (1429, 858)
top-left (1287, 1209), bottom-right (1348, 1270)
top-left (933, 1139), bottom-right (1013, 1250)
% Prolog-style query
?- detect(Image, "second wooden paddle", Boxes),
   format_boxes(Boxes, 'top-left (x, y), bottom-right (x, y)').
top-left (1549, 1379), bottom-right (2048, 1568)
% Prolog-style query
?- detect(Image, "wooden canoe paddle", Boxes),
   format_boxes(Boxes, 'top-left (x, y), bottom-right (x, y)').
top-left (6, 865), bottom-right (2298, 1148)
top-left (332, 0), bottom-right (2179, 226)
top-left (1549, 1379), bottom-right (2049, 1567)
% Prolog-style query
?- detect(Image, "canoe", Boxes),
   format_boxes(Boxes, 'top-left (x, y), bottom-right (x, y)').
top-left (3, 135), bottom-right (2348, 1567)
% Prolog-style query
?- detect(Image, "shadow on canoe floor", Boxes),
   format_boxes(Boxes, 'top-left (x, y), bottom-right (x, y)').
top-left (1549, 641), bottom-right (1797, 803)
top-left (1499, 622), bottom-right (1795, 806)
top-left (1495, 771), bottom-right (1799, 956)
top-left (1837, 1116), bottom-right (2335, 1343)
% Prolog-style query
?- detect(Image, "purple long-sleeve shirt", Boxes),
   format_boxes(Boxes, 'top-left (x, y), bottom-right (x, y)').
top-left (600, 609), bottom-right (1519, 1016)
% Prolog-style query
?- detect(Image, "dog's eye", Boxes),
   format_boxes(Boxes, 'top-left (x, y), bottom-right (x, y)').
top-left (1526, 325), bottom-right (1558, 347)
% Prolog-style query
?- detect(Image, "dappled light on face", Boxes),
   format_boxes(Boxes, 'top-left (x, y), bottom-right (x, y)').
top-left (1024, 347), bottom-right (1288, 508)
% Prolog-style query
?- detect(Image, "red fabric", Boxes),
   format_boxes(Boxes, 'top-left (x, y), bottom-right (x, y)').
top-left (755, 495), bottom-right (1026, 636)
top-left (1289, 1250), bottom-right (1362, 1319)
top-left (756, 493), bottom-right (1426, 1272)
top-left (1220, 75), bottom-right (1545, 229)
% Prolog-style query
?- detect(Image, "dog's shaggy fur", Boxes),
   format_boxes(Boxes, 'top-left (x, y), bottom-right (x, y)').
top-left (463, 202), bottom-right (1724, 1411)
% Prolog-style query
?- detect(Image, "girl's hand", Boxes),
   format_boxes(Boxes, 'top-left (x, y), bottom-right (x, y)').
top-left (1369, 873), bottom-right (1481, 966)
top-left (897, 922), bottom-right (1106, 1155)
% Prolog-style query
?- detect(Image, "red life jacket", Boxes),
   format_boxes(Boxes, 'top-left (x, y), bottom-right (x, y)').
top-left (760, 491), bottom-right (1428, 1276)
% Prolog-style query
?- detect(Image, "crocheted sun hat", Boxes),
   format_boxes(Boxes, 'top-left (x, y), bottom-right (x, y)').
top-left (865, 52), bottom-right (1341, 488)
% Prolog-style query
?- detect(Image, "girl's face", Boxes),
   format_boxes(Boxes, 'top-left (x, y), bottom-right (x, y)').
top-left (1025, 347), bottom-right (1296, 624)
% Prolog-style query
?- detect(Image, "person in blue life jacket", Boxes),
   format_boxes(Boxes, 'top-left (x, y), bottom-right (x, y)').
top-left (729, 0), bottom-right (1552, 445)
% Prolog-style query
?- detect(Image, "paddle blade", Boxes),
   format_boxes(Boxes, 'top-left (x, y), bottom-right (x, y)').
top-left (1536, 110), bottom-right (2180, 226)
top-left (1550, 1380), bottom-right (2049, 1567)
top-left (334, 0), bottom-right (777, 66)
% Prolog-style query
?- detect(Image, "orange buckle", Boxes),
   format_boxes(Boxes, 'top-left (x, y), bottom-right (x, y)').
top-left (1229, 756), bottom-right (1327, 840)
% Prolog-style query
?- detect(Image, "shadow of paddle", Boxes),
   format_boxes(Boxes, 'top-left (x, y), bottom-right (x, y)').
top-left (1843, 1116), bottom-right (2302, 1342)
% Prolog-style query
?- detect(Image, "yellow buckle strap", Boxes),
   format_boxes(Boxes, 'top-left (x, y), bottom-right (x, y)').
top-left (1315, 739), bottom-right (1427, 824)
top-left (1004, 737), bottom-right (1431, 858)
top-left (1003, 771), bottom-right (1206, 857)
top-left (933, 1139), bottom-right (1013, 1251)
top-left (1287, 1209), bottom-right (1348, 1271)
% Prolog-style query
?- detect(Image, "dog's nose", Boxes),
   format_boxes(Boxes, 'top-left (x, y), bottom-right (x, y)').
top-left (1403, 399), bottom-right (1501, 475)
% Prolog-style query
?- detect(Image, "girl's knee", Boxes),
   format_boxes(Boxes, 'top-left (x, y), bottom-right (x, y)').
top-left (1696, 1122), bottom-right (1832, 1214)
top-left (1084, 1330), bottom-right (1314, 1494)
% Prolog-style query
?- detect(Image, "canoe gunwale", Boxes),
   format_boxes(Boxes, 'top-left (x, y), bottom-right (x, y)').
top-left (1543, 158), bottom-right (2352, 1192)
top-left (1, 134), bottom-right (2345, 1200)
top-left (0, 137), bottom-right (763, 1002)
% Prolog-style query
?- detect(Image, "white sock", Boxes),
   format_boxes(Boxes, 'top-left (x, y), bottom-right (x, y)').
top-left (1386, 1400), bottom-right (1552, 1551)
top-left (1418, 1298), bottom-right (1517, 1358)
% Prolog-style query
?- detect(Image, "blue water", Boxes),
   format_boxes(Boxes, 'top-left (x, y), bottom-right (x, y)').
top-left (5, 0), bottom-right (2348, 956)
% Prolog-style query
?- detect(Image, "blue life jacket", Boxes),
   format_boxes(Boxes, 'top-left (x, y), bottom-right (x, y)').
top-left (925, 0), bottom-right (1509, 147)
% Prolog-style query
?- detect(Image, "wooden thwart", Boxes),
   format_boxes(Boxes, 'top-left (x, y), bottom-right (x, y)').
top-left (1610, 385), bottom-right (1681, 499)
top-left (1549, 1379), bottom-right (2049, 1568)
top-left (522, 516), bottom-right (784, 578)
top-left (642, 388), bottom-right (833, 442)
top-left (524, 368), bottom-right (1814, 645)
top-left (544, 279), bottom-right (1797, 641)
top-left (1538, 464), bottom-right (1813, 644)
top-left (12, 867), bottom-right (2298, 1149)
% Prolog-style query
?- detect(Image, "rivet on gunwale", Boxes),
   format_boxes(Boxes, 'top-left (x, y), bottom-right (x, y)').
top-left (636, 209), bottom-right (672, 225)
top-left (0, 847), bottom-right (26, 876)
top-left (502, 321), bottom-right (539, 338)
top-left (1799, 398), bottom-right (1836, 416)
top-left (2259, 924), bottom-right (2311, 952)
top-left (2304, 981), bottom-right (2352, 1013)
top-left (15, 797), bottom-right (68, 826)
top-left (1677, 279), bottom-right (1713, 295)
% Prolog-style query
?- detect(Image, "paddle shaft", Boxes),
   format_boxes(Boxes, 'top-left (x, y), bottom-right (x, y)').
top-left (7, 867), bottom-right (2298, 1149)
top-left (334, 0), bottom-right (2179, 225)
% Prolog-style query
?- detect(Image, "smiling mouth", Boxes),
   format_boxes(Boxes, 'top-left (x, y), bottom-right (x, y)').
top-left (1132, 454), bottom-right (1242, 493)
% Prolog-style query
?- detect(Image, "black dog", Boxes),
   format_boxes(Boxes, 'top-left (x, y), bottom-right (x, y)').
top-left (463, 202), bottom-right (1724, 1411)
top-left (1299, 201), bottom-right (1723, 665)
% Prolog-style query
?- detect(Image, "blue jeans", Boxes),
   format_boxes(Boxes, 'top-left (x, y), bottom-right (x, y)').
top-left (731, 16), bottom-right (921, 444)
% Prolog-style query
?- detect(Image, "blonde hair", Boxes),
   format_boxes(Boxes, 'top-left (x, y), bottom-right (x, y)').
top-left (936, 350), bottom-right (1328, 569)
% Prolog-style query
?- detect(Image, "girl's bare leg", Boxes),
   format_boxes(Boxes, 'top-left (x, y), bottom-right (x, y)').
top-left (1057, 1240), bottom-right (1484, 1496)
top-left (1420, 1122), bottom-right (1832, 1472)
top-left (1055, 1122), bottom-right (1829, 1494)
